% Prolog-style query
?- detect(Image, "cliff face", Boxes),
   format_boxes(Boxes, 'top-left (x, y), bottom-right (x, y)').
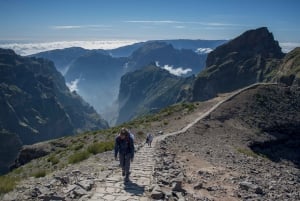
top-left (0, 48), bottom-right (108, 174)
top-left (275, 47), bottom-right (300, 86)
top-left (192, 27), bottom-right (285, 101)
top-left (116, 65), bottom-right (193, 124)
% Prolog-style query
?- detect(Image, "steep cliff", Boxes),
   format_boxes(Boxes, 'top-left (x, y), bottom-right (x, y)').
top-left (192, 27), bottom-right (285, 101)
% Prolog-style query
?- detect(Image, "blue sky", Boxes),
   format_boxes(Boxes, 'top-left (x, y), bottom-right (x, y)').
top-left (0, 0), bottom-right (299, 45)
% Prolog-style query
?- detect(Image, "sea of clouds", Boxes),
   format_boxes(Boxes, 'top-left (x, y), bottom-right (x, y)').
top-left (0, 40), bottom-right (298, 57)
top-left (0, 40), bottom-right (140, 56)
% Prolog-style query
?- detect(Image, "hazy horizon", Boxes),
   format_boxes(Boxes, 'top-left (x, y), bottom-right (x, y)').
top-left (0, 38), bottom-right (298, 56)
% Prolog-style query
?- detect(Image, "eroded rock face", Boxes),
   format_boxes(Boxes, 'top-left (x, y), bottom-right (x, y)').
top-left (192, 27), bottom-right (284, 101)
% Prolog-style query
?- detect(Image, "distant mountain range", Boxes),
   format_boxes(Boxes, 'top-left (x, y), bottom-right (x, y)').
top-left (31, 39), bottom-right (225, 125)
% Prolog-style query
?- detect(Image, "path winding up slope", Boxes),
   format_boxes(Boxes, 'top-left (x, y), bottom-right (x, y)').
top-left (87, 83), bottom-right (276, 201)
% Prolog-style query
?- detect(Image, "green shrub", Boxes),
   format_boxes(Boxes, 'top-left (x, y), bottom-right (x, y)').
top-left (87, 141), bottom-right (114, 155)
top-left (68, 151), bottom-right (90, 164)
top-left (72, 143), bottom-right (84, 151)
top-left (32, 169), bottom-right (46, 178)
top-left (0, 176), bottom-right (18, 194)
top-left (47, 155), bottom-right (59, 165)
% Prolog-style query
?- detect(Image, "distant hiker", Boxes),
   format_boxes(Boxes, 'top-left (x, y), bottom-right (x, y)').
top-left (146, 133), bottom-right (153, 147)
top-left (114, 127), bottom-right (135, 182)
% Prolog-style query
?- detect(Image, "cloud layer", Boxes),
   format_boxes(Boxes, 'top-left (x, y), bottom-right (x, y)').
top-left (0, 40), bottom-right (297, 57)
top-left (280, 42), bottom-right (300, 53)
top-left (0, 40), bottom-right (139, 56)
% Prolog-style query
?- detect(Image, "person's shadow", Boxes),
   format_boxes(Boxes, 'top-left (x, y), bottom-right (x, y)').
top-left (124, 180), bottom-right (145, 195)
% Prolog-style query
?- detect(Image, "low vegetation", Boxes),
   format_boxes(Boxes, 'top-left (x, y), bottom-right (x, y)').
top-left (32, 169), bottom-right (46, 178)
top-left (87, 141), bottom-right (114, 155)
top-left (68, 151), bottom-right (90, 164)
top-left (0, 175), bottom-right (18, 195)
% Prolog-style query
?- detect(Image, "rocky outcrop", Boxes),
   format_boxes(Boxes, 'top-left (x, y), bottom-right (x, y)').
top-left (192, 27), bottom-right (285, 101)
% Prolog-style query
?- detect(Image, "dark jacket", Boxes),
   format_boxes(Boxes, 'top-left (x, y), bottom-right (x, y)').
top-left (114, 134), bottom-right (134, 159)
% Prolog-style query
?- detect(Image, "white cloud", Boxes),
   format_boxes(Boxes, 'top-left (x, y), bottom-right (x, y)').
top-left (51, 25), bottom-right (112, 30)
top-left (66, 78), bottom-right (81, 92)
top-left (280, 42), bottom-right (300, 53)
top-left (155, 61), bottom-right (192, 76)
top-left (162, 64), bottom-right (192, 76)
top-left (195, 48), bottom-right (213, 54)
top-left (125, 20), bottom-right (249, 27)
top-left (0, 40), bottom-right (140, 56)
top-left (125, 20), bottom-right (178, 24)
top-left (51, 25), bottom-right (82, 29)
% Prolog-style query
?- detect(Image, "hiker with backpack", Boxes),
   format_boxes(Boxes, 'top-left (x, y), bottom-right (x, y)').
top-left (114, 127), bottom-right (135, 182)
top-left (146, 133), bottom-right (153, 147)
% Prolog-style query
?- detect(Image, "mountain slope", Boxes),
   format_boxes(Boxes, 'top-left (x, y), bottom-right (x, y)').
top-left (192, 27), bottom-right (285, 101)
top-left (0, 48), bottom-right (108, 174)
top-left (116, 65), bottom-right (193, 124)
top-left (156, 84), bottom-right (300, 200)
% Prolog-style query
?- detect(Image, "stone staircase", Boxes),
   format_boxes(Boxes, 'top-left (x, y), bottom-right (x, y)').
top-left (88, 142), bottom-right (157, 201)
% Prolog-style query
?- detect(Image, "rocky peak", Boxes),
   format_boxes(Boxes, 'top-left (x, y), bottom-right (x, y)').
top-left (206, 27), bottom-right (284, 67)
top-left (192, 27), bottom-right (284, 101)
